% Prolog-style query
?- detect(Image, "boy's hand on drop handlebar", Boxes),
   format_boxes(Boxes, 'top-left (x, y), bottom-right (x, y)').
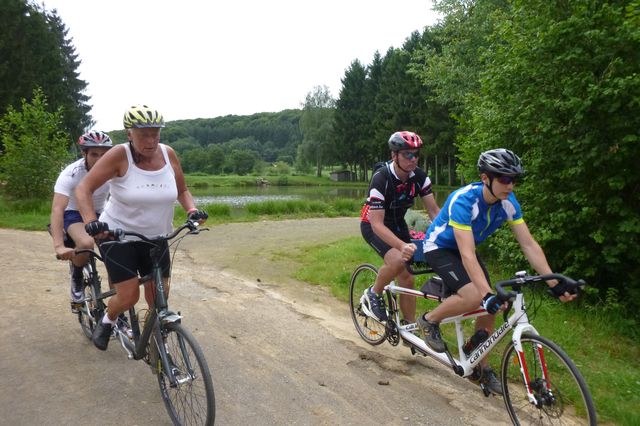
top-left (401, 243), bottom-right (416, 262)
top-left (483, 293), bottom-right (508, 314)
top-left (548, 280), bottom-right (578, 302)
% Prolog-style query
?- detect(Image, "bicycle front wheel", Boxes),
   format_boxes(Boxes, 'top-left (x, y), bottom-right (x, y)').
top-left (349, 263), bottom-right (386, 345)
top-left (156, 322), bottom-right (215, 426)
top-left (501, 333), bottom-right (596, 425)
top-left (78, 266), bottom-right (98, 340)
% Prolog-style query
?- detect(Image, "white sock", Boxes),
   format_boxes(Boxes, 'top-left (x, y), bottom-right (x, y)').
top-left (102, 314), bottom-right (116, 325)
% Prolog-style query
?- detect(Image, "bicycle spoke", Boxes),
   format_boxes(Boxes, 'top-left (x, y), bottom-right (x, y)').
top-left (349, 264), bottom-right (387, 345)
top-left (156, 323), bottom-right (215, 425)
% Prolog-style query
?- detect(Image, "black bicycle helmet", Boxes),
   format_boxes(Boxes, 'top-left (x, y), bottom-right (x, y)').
top-left (477, 148), bottom-right (524, 176)
top-left (388, 131), bottom-right (423, 151)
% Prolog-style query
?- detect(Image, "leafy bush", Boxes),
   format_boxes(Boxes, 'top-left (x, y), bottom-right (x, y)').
top-left (456, 0), bottom-right (640, 310)
top-left (0, 88), bottom-right (71, 199)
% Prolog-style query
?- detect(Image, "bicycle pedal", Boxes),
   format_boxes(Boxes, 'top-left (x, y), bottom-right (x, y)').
top-left (70, 302), bottom-right (81, 314)
top-left (479, 383), bottom-right (491, 397)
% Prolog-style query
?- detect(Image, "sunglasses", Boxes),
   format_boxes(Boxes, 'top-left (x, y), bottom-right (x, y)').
top-left (494, 175), bottom-right (518, 185)
top-left (399, 151), bottom-right (420, 160)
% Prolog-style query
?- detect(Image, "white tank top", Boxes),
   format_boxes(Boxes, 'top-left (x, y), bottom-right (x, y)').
top-left (100, 143), bottom-right (178, 238)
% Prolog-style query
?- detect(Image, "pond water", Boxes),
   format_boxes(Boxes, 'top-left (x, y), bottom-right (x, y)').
top-left (191, 185), bottom-right (450, 210)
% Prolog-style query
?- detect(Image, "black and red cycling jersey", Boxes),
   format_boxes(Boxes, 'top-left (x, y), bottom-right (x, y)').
top-left (360, 161), bottom-right (433, 228)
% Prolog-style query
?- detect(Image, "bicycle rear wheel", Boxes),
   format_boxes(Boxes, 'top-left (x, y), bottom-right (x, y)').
top-left (349, 263), bottom-right (386, 345)
top-left (156, 322), bottom-right (215, 426)
top-left (501, 333), bottom-right (596, 425)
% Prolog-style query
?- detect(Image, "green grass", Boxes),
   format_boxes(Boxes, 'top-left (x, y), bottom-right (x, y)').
top-left (293, 236), bottom-right (639, 426)
top-left (0, 196), bottom-right (51, 230)
top-left (0, 194), bottom-right (363, 231)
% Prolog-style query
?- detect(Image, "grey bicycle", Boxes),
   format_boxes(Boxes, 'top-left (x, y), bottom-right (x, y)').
top-left (76, 220), bottom-right (215, 426)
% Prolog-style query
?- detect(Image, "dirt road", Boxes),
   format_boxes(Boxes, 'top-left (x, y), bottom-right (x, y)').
top-left (0, 218), bottom-right (510, 425)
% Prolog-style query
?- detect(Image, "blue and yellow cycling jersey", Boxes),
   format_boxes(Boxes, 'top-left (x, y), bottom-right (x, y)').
top-left (423, 182), bottom-right (524, 252)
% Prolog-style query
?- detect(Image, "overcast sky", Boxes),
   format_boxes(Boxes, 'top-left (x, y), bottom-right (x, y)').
top-left (41, 0), bottom-right (440, 132)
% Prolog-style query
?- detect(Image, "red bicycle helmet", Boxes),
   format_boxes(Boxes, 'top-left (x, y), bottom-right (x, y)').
top-left (388, 131), bottom-right (423, 151)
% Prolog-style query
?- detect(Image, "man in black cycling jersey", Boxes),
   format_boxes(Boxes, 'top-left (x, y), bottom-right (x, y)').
top-left (360, 131), bottom-right (440, 324)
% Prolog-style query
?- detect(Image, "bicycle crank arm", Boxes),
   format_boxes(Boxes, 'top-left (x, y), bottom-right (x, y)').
top-left (116, 330), bottom-right (134, 359)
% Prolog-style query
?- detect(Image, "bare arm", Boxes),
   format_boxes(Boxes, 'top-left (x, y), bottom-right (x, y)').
top-left (369, 209), bottom-right (415, 260)
top-left (75, 145), bottom-right (124, 224)
top-left (453, 227), bottom-right (491, 296)
top-left (422, 193), bottom-right (440, 221)
top-left (50, 193), bottom-right (74, 260)
top-left (511, 221), bottom-right (576, 302)
top-left (167, 147), bottom-right (197, 215)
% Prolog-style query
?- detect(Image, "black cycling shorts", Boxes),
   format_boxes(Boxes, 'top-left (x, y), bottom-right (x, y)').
top-left (99, 240), bottom-right (171, 285)
top-left (361, 221), bottom-right (411, 259)
top-left (424, 248), bottom-right (490, 293)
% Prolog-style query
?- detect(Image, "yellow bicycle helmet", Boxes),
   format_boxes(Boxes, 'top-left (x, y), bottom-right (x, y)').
top-left (123, 105), bottom-right (165, 129)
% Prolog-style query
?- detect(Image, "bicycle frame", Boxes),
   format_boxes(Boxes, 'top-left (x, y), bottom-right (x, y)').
top-left (383, 283), bottom-right (537, 379)
top-left (104, 222), bottom-right (205, 388)
top-left (76, 229), bottom-right (194, 388)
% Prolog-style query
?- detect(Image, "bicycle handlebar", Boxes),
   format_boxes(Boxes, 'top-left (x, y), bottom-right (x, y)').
top-left (107, 219), bottom-right (207, 244)
top-left (495, 272), bottom-right (586, 301)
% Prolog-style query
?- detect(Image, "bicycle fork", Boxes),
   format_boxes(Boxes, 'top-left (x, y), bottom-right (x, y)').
top-left (510, 326), bottom-right (554, 406)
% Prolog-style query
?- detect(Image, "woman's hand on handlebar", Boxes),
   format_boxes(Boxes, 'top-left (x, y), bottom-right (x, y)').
top-left (188, 209), bottom-right (208, 225)
top-left (85, 220), bottom-right (110, 240)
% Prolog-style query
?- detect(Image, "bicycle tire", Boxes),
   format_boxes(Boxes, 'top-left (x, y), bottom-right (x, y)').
top-left (349, 264), bottom-right (387, 345)
top-left (501, 332), bottom-right (597, 425)
top-left (77, 265), bottom-right (98, 340)
top-left (155, 322), bottom-right (215, 426)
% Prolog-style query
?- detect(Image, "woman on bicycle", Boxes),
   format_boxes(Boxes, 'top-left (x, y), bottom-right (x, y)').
top-left (50, 131), bottom-right (113, 304)
top-left (418, 148), bottom-right (577, 394)
top-left (75, 105), bottom-right (208, 351)
top-left (360, 131), bottom-right (440, 324)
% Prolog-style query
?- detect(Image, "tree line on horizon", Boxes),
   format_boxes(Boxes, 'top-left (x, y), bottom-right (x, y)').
top-left (1, 0), bottom-right (638, 312)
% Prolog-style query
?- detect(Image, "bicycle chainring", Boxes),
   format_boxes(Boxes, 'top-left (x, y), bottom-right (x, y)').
top-left (386, 320), bottom-right (400, 346)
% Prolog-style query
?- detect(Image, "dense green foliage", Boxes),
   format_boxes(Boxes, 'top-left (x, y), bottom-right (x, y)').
top-left (408, 0), bottom-right (640, 311)
top-left (298, 85), bottom-right (336, 177)
top-left (0, 89), bottom-right (71, 199)
top-left (109, 110), bottom-right (303, 175)
top-left (0, 0), bottom-right (91, 141)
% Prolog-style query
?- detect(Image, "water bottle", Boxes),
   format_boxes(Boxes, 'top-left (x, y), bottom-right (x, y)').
top-left (463, 328), bottom-right (489, 355)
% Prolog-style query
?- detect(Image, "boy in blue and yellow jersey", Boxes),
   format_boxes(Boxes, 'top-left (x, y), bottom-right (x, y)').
top-left (418, 148), bottom-right (577, 395)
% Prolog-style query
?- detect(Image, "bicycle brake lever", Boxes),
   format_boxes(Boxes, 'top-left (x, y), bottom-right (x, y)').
top-left (191, 227), bottom-right (210, 234)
